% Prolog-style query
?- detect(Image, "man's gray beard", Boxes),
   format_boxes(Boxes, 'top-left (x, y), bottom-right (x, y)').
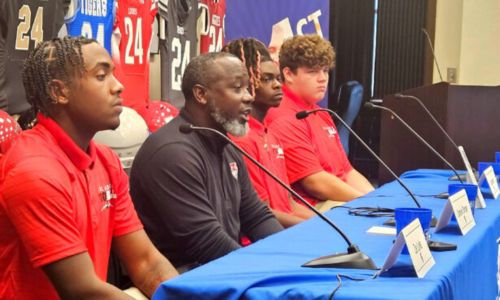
top-left (209, 104), bottom-right (249, 137)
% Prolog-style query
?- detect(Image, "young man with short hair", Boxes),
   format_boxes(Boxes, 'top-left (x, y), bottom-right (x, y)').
top-left (0, 36), bottom-right (178, 300)
top-left (266, 34), bottom-right (374, 207)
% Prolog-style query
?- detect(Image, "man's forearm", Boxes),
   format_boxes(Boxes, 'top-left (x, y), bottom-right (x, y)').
top-left (132, 254), bottom-right (179, 297)
top-left (272, 208), bottom-right (305, 228)
top-left (291, 201), bottom-right (315, 219)
top-left (43, 252), bottom-right (137, 300)
top-left (345, 169), bottom-right (374, 194)
top-left (113, 231), bottom-right (179, 298)
top-left (301, 171), bottom-right (364, 202)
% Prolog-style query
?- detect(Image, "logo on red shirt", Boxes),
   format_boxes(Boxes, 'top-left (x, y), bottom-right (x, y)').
top-left (323, 126), bottom-right (337, 138)
top-left (271, 144), bottom-right (285, 159)
top-left (98, 183), bottom-right (116, 211)
top-left (229, 161), bottom-right (238, 180)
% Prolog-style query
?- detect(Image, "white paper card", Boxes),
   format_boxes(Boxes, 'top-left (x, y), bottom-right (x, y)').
top-left (366, 226), bottom-right (397, 236)
top-left (402, 219), bottom-right (435, 278)
top-left (480, 166), bottom-right (500, 200)
top-left (378, 233), bottom-right (406, 275)
top-left (458, 146), bottom-right (476, 182)
top-left (458, 146), bottom-right (486, 208)
top-left (447, 189), bottom-right (476, 235)
top-left (378, 219), bottom-right (435, 278)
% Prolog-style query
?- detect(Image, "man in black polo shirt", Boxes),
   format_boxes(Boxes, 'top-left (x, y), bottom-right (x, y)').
top-left (130, 52), bottom-right (283, 271)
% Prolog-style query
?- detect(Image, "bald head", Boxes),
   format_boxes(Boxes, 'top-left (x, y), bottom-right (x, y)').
top-left (181, 52), bottom-right (238, 102)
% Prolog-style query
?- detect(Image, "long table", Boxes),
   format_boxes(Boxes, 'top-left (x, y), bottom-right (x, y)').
top-left (153, 169), bottom-right (500, 299)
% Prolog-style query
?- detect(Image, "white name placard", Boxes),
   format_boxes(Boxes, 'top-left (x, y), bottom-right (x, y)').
top-left (458, 146), bottom-right (486, 208)
top-left (379, 219), bottom-right (435, 278)
top-left (435, 189), bottom-right (476, 235)
top-left (479, 166), bottom-right (500, 200)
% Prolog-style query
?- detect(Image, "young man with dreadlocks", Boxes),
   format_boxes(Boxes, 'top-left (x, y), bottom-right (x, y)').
top-left (224, 38), bottom-right (314, 227)
top-left (0, 36), bottom-right (178, 300)
top-left (266, 34), bottom-right (374, 209)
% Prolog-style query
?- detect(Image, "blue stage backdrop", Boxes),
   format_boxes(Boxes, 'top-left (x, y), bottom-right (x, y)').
top-left (225, 0), bottom-right (330, 107)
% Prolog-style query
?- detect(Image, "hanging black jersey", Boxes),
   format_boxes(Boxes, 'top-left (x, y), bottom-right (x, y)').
top-left (0, 0), bottom-right (69, 114)
top-left (158, 0), bottom-right (198, 109)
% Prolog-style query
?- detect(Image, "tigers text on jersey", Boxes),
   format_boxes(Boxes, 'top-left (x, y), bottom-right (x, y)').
top-left (0, 0), bottom-right (69, 114)
top-left (65, 0), bottom-right (115, 54)
top-left (158, 0), bottom-right (198, 109)
top-left (112, 0), bottom-right (157, 110)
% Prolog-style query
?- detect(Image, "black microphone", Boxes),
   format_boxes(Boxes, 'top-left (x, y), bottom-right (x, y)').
top-left (421, 28), bottom-right (444, 82)
top-left (296, 109), bottom-right (459, 245)
top-left (394, 93), bottom-right (474, 182)
top-left (365, 101), bottom-right (464, 184)
top-left (395, 93), bottom-right (458, 149)
top-left (179, 124), bottom-right (195, 134)
top-left (296, 109), bottom-right (423, 208)
top-left (179, 123), bottom-right (377, 270)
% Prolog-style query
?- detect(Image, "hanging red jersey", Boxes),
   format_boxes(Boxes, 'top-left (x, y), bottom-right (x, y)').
top-left (198, 0), bottom-right (226, 53)
top-left (112, 0), bottom-right (157, 110)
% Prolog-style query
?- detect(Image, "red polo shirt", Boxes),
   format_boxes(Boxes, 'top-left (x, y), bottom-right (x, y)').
top-left (0, 114), bottom-right (143, 300)
top-left (232, 117), bottom-right (293, 214)
top-left (266, 85), bottom-right (352, 205)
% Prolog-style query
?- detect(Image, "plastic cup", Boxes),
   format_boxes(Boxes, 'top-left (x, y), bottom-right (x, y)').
top-left (477, 162), bottom-right (500, 188)
top-left (448, 183), bottom-right (478, 216)
top-left (395, 207), bottom-right (432, 254)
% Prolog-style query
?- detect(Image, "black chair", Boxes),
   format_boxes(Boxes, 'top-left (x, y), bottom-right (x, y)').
top-left (334, 81), bottom-right (364, 155)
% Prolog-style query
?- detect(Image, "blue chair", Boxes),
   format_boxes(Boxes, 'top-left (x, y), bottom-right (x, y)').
top-left (334, 81), bottom-right (364, 155)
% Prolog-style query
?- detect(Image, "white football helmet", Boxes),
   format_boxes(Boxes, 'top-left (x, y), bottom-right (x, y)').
top-left (94, 107), bottom-right (149, 170)
top-left (0, 109), bottom-right (22, 154)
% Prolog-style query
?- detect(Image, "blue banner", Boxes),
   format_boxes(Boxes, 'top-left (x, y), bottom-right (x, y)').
top-left (225, 0), bottom-right (330, 107)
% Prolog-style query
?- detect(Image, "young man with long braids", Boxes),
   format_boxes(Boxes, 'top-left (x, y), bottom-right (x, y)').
top-left (224, 38), bottom-right (314, 227)
top-left (0, 36), bottom-right (178, 300)
top-left (266, 34), bottom-right (374, 208)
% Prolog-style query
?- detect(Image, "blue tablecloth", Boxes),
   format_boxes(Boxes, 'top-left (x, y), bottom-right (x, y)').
top-left (153, 169), bottom-right (500, 300)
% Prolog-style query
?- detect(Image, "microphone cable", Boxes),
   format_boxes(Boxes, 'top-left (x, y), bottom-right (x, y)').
top-left (326, 205), bottom-right (395, 218)
top-left (348, 207), bottom-right (394, 218)
top-left (328, 274), bottom-right (369, 300)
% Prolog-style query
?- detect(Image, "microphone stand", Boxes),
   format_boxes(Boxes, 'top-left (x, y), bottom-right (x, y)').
top-left (179, 124), bottom-right (377, 270)
top-left (421, 28), bottom-right (444, 82)
top-left (297, 109), bottom-right (422, 207)
top-left (297, 108), bottom-right (439, 228)
top-left (395, 93), bottom-right (473, 181)
top-left (366, 102), bottom-right (464, 184)
top-left (296, 109), bottom-right (460, 251)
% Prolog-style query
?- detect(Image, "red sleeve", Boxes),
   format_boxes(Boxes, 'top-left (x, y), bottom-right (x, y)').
top-left (111, 168), bottom-right (143, 237)
top-left (268, 116), bottom-right (324, 184)
top-left (96, 146), bottom-right (143, 237)
top-left (1, 159), bottom-right (87, 268)
top-left (232, 136), bottom-right (269, 203)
